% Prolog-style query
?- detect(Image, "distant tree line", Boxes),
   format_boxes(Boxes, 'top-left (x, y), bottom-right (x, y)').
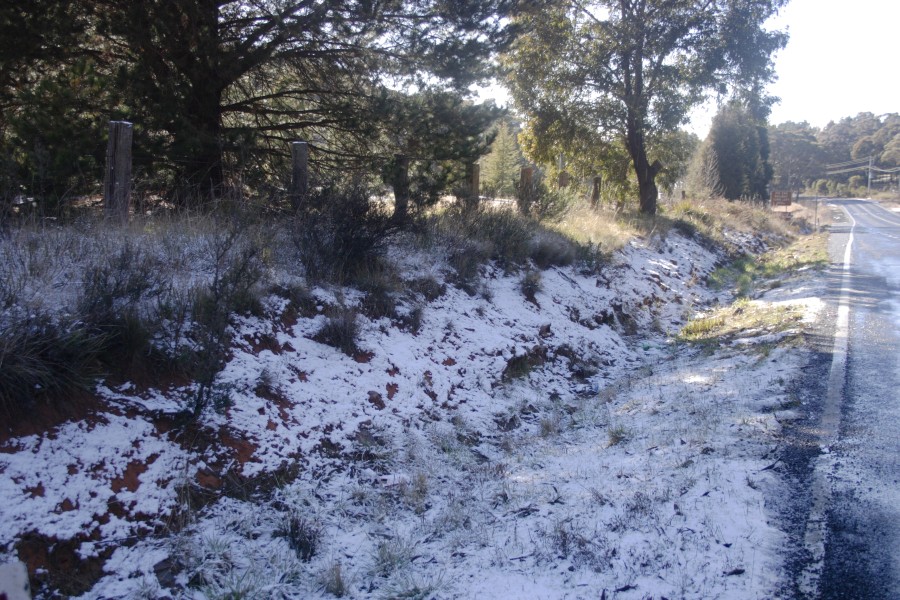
top-left (767, 113), bottom-right (900, 196)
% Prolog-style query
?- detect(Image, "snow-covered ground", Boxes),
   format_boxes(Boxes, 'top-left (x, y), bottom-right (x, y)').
top-left (0, 221), bottom-right (824, 599)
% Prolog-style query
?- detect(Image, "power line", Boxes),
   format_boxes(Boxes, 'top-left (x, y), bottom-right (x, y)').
top-left (826, 166), bottom-right (868, 176)
top-left (825, 157), bottom-right (871, 170)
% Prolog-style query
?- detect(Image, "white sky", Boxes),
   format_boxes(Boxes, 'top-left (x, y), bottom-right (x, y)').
top-left (691, 0), bottom-right (900, 136)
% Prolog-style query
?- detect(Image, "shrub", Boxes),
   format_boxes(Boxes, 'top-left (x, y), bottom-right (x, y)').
top-left (529, 230), bottom-right (577, 268)
top-left (78, 242), bottom-right (169, 368)
top-left (314, 309), bottom-right (360, 355)
top-left (293, 181), bottom-right (397, 282)
top-left (185, 223), bottom-right (267, 417)
top-left (516, 173), bottom-right (576, 222)
top-left (398, 305), bottom-right (424, 334)
top-left (355, 266), bottom-right (400, 320)
top-left (78, 241), bottom-right (166, 325)
top-left (439, 205), bottom-right (532, 271)
top-left (521, 270), bottom-right (542, 304)
top-left (408, 276), bottom-right (446, 302)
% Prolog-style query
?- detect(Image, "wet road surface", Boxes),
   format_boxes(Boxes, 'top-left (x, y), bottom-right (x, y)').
top-left (796, 199), bottom-right (900, 599)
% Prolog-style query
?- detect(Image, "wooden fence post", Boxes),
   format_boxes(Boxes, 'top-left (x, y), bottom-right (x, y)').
top-left (391, 154), bottom-right (410, 222)
top-left (590, 175), bottom-right (602, 207)
top-left (520, 166), bottom-right (534, 191)
top-left (469, 163), bottom-right (480, 199)
top-left (289, 141), bottom-right (309, 210)
top-left (104, 121), bottom-right (132, 222)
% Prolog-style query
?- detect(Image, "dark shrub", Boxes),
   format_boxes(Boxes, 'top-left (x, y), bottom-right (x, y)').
top-left (293, 181), bottom-right (397, 283)
top-left (314, 309), bottom-right (360, 356)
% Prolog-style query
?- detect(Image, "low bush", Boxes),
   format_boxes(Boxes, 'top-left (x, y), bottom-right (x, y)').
top-left (314, 308), bottom-right (360, 356)
top-left (529, 229), bottom-right (578, 268)
top-left (521, 270), bottom-right (542, 304)
top-left (516, 173), bottom-right (577, 223)
top-left (355, 266), bottom-right (400, 320)
top-left (293, 181), bottom-right (397, 283)
top-left (78, 242), bottom-right (169, 374)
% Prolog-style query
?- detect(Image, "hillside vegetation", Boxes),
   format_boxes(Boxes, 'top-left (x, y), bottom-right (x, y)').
top-left (0, 197), bottom-right (827, 599)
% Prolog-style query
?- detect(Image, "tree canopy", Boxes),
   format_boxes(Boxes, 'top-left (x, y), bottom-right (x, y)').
top-left (768, 121), bottom-right (823, 192)
top-left (506, 0), bottom-right (788, 214)
top-left (480, 119), bottom-right (525, 197)
top-left (1, 0), bottom-right (527, 208)
top-left (701, 100), bottom-right (772, 201)
top-left (765, 113), bottom-right (900, 194)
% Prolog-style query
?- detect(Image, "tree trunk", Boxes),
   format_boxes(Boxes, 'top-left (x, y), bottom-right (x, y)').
top-left (625, 115), bottom-right (660, 215)
top-left (390, 154), bottom-right (410, 223)
top-left (175, 84), bottom-right (225, 206)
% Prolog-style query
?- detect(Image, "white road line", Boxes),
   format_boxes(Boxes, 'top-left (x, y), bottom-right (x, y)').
top-left (798, 207), bottom-right (856, 598)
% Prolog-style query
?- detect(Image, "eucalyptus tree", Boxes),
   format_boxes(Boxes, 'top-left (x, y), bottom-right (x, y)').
top-left (768, 121), bottom-right (824, 192)
top-left (506, 0), bottom-right (788, 214)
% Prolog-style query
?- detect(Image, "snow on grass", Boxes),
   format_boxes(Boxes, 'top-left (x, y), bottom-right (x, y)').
top-left (0, 223), bottom-right (816, 599)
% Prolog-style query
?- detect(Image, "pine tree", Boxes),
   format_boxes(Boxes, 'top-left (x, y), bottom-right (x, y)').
top-left (705, 101), bottom-right (773, 201)
top-left (2, 1), bottom-right (525, 207)
top-left (480, 121), bottom-right (523, 197)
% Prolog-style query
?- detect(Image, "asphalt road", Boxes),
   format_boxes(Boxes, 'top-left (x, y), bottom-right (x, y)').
top-left (793, 199), bottom-right (900, 599)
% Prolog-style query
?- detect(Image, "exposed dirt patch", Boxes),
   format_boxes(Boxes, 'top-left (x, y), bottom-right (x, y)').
top-left (242, 332), bottom-right (283, 355)
top-left (367, 391), bottom-right (385, 410)
top-left (17, 532), bottom-right (112, 597)
top-left (0, 391), bottom-right (106, 447)
top-left (110, 457), bottom-right (153, 493)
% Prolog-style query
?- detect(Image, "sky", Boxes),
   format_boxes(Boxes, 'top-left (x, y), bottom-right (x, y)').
top-left (691, 0), bottom-right (900, 136)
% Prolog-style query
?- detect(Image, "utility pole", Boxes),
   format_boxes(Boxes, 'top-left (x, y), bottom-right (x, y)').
top-left (867, 155), bottom-right (873, 198)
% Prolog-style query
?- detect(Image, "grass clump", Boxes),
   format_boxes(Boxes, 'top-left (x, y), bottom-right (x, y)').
top-left (319, 561), bottom-right (347, 597)
top-left (709, 232), bottom-right (828, 297)
top-left (607, 425), bottom-right (630, 447)
top-left (678, 298), bottom-right (805, 346)
top-left (279, 515), bottom-right (322, 562)
top-left (0, 315), bottom-right (104, 418)
top-left (314, 309), bottom-right (360, 356)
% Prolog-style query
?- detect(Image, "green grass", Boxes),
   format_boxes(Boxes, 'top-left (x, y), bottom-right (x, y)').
top-left (678, 298), bottom-right (805, 346)
top-left (709, 233), bottom-right (829, 297)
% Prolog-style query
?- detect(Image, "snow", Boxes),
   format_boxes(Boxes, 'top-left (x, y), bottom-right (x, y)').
top-left (0, 223), bottom-right (823, 599)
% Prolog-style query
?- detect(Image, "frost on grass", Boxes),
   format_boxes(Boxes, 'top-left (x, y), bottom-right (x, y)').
top-left (0, 217), bottom-right (813, 599)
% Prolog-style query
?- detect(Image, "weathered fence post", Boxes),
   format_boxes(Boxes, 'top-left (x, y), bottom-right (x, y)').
top-left (391, 154), bottom-right (410, 222)
top-left (520, 166), bottom-right (534, 192)
top-left (518, 165), bottom-right (536, 213)
top-left (590, 175), bottom-right (602, 207)
top-left (104, 121), bottom-right (132, 222)
top-left (289, 141), bottom-right (309, 210)
top-left (469, 163), bottom-right (480, 199)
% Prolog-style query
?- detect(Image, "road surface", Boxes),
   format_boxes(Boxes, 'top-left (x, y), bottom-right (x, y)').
top-left (788, 198), bottom-right (900, 599)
